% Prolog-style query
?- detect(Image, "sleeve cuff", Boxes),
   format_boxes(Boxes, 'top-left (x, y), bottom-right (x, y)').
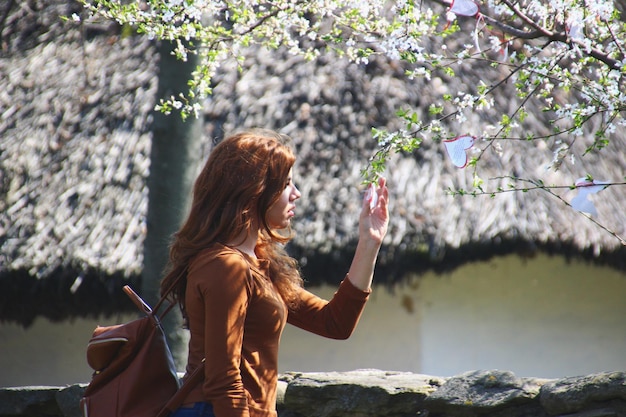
top-left (339, 274), bottom-right (372, 299)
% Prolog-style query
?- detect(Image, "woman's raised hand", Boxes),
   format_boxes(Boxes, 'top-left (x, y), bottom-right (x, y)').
top-left (360, 177), bottom-right (389, 247)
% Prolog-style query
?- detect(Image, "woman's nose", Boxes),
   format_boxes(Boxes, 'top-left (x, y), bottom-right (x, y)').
top-left (292, 185), bottom-right (301, 200)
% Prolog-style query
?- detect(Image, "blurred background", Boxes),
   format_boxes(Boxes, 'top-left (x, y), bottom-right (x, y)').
top-left (1, 0), bottom-right (625, 388)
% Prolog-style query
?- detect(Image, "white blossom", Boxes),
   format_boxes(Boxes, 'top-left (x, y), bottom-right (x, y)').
top-left (78, 0), bottom-right (626, 183)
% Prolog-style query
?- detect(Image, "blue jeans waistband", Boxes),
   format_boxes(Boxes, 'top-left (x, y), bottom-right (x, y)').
top-left (170, 402), bottom-right (214, 417)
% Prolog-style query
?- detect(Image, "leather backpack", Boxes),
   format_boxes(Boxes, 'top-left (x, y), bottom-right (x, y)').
top-left (80, 285), bottom-right (203, 417)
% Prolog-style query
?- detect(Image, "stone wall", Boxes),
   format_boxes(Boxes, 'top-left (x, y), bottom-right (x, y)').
top-left (1, 369), bottom-right (625, 417)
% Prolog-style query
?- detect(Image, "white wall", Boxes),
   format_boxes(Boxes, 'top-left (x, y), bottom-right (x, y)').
top-left (0, 312), bottom-right (138, 387)
top-left (1, 253), bottom-right (625, 387)
top-left (280, 253), bottom-right (626, 378)
top-left (415, 254), bottom-right (626, 377)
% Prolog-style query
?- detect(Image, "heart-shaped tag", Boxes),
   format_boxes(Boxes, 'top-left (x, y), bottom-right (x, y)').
top-left (365, 182), bottom-right (378, 211)
top-left (443, 135), bottom-right (476, 168)
top-left (571, 178), bottom-right (610, 216)
top-left (449, 0), bottom-right (479, 17)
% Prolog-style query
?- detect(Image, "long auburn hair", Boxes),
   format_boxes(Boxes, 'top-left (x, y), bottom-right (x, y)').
top-left (160, 129), bottom-right (303, 321)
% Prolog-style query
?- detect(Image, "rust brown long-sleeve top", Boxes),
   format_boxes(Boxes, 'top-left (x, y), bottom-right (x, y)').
top-left (181, 243), bottom-right (370, 417)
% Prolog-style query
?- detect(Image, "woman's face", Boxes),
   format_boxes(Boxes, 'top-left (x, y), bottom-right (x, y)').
top-left (266, 168), bottom-right (301, 229)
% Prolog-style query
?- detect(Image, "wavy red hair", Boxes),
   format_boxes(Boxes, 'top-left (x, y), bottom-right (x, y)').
top-left (160, 129), bottom-right (303, 321)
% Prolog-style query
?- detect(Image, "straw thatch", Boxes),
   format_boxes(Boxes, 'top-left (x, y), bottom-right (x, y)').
top-left (1, 0), bottom-right (625, 324)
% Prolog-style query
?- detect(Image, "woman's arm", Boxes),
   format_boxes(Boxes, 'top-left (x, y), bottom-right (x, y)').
top-left (347, 177), bottom-right (389, 291)
top-left (287, 278), bottom-right (369, 339)
top-left (286, 178), bottom-right (389, 338)
top-left (188, 250), bottom-right (252, 417)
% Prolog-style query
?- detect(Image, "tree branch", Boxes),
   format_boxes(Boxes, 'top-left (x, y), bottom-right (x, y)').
top-left (450, 177), bottom-right (626, 246)
top-left (496, 0), bottom-right (621, 69)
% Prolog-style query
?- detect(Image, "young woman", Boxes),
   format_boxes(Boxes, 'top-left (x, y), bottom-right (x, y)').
top-left (161, 129), bottom-right (389, 417)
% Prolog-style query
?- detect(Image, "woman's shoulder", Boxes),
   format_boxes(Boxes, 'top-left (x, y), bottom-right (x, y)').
top-left (189, 243), bottom-right (249, 273)
top-left (187, 244), bottom-right (257, 299)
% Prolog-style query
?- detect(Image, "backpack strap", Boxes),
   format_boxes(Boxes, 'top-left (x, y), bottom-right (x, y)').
top-left (156, 358), bottom-right (206, 417)
top-left (122, 285), bottom-right (177, 326)
top-left (153, 269), bottom-right (188, 320)
top-left (123, 268), bottom-right (188, 323)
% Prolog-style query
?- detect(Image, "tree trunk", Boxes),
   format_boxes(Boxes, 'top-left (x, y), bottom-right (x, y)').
top-left (143, 40), bottom-right (203, 369)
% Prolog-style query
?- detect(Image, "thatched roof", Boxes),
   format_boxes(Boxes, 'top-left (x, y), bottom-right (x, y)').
top-left (2, 0), bottom-right (625, 324)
